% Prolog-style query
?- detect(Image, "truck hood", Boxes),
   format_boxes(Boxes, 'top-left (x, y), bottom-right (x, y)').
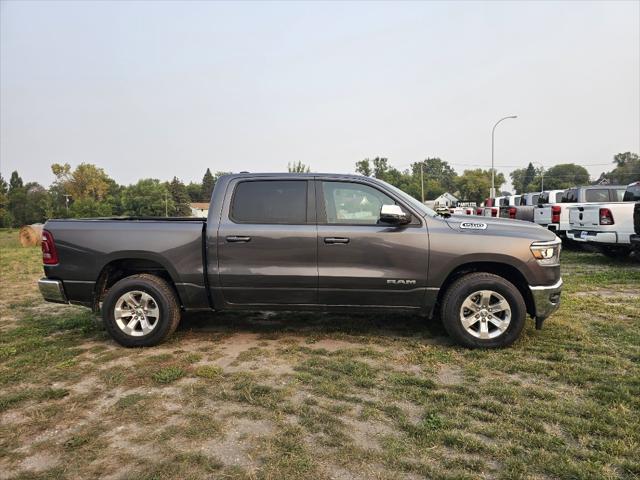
top-left (443, 215), bottom-right (558, 242)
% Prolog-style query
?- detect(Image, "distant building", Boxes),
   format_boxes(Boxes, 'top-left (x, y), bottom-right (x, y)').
top-left (189, 202), bottom-right (209, 218)
top-left (427, 192), bottom-right (458, 208)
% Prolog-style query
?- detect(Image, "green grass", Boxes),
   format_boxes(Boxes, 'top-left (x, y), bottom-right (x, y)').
top-left (0, 228), bottom-right (639, 479)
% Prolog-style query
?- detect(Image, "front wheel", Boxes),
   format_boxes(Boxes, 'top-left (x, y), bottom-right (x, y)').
top-left (102, 274), bottom-right (181, 347)
top-left (440, 272), bottom-right (527, 348)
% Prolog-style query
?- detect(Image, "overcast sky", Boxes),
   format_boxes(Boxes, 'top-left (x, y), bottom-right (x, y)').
top-left (1, 0), bottom-right (639, 191)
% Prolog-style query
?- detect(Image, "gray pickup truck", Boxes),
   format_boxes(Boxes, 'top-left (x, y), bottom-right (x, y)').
top-left (38, 173), bottom-right (563, 349)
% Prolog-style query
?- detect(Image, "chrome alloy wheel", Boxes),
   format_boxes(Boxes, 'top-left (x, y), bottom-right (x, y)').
top-left (114, 291), bottom-right (160, 337)
top-left (459, 290), bottom-right (511, 339)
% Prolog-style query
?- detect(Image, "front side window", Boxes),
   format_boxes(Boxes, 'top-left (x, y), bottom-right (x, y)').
top-left (322, 181), bottom-right (399, 224)
top-left (585, 189), bottom-right (609, 203)
top-left (231, 180), bottom-right (307, 224)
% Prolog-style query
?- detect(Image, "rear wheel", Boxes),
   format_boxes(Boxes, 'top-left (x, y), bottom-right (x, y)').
top-left (102, 274), bottom-right (181, 347)
top-left (441, 272), bottom-right (526, 348)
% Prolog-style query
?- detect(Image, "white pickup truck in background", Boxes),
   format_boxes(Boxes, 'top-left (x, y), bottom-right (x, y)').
top-left (533, 190), bottom-right (565, 233)
top-left (566, 182), bottom-right (640, 257)
top-left (534, 186), bottom-right (627, 238)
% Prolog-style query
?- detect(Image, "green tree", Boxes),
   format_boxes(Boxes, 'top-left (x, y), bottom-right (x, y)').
top-left (8, 171), bottom-right (27, 226)
top-left (69, 198), bottom-right (113, 218)
top-left (50, 162), bottom-right (116, 217)
top-left (186, 182), bottom-right (203, 203)
top-left (23, 182), bottom-right (50, 224)
top-left (51, 163), bottom-right (112, 201)
top-left (355, 159), bottom-right (372, 176)
top-left (121, 179), bottom-right (174, 217)
top-left (542, 163), bottom-right (590, 190)
top-left (523, 162), bottom-right (536, 191)
top-left (597, 152), bottom-right (640, 184)
top-left (168, 177), bottom-right (192, 216)
top-left (288, 161), bottom-right (311, 173)
top-left (456, 169), bottom-right (506, 204)
top-left (372, 157), bottom-right (390, 179)
top-left (201, 168), bottom-right (215, 202)
top-left (412, 158), bottom-right (457, 192)
top-left (0, 174), bottom-right (12, 227)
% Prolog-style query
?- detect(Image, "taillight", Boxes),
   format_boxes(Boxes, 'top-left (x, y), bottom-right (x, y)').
top-left (509, 207), bottom-right (517, 219)
top-left (466, 209), bottom-right (471, 215)
top-left (551, 205), bottom-right (561, 224)
top-left (599, 208), bottom-right (614, 225)
top-left (476, 208), bottom-right (483, 215)
top-left (491, 208), bottom-right (497, 217)
top-left (41, 229), bottom-right (59, 265)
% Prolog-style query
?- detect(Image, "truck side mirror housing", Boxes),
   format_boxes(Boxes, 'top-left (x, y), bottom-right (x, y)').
top-left (380, 204), bottom-right (410, 225)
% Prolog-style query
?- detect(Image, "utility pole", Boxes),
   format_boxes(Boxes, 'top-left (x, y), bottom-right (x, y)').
top-left (491, 115), bottom-right (518, 197)
top-left (63, 195), bottom-right (71, 216)
top-left (420, 164), bottom-right (425, 203)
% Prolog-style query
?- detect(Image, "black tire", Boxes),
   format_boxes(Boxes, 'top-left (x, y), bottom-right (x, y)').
top-left (440, 272), bottom-right (527, 349)
top-left (102, 274), bottom-right (181, 347)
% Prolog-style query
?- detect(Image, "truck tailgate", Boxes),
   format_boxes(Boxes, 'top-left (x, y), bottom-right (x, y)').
top-left (534, 206), bottom-right (551, 225)
top-left (569, 205), bottom-right (600, 230)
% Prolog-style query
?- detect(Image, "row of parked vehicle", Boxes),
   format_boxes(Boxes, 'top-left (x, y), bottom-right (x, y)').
top-left (452, 182), bottom-right (640, 257)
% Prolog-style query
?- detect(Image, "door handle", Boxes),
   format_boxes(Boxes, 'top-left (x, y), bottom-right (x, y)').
top-left (226, 236), bottom-right (251, 243)
top-left (324, 237), bottom-right (350, 244)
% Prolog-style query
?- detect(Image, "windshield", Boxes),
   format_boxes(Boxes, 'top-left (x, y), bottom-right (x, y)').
top-left (377, 180), bottom-right (437, 217)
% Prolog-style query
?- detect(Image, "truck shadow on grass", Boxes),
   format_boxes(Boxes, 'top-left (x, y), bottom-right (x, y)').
top-left (177, 310), bottom-right (453, 346)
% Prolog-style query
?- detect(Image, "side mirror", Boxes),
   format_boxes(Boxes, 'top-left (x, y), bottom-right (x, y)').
top-left (380, 204), bottom-right (410, 225)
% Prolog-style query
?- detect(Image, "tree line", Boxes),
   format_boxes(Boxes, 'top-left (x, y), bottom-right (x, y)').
top-left (0, 152), bottom-right (637, 227)
top-left (355, 152), bottom-right (638, 204)
top-left (0, 165), bottom-right (227, 227)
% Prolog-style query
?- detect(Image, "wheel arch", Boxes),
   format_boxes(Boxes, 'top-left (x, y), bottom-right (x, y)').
top-left (93, 256), bottom-right (182, 312)
top-left (436, 262), bottom-right (535, 318)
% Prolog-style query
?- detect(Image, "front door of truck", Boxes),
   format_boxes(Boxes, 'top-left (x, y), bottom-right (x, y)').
top-left (217, 178), bottom-right (318, 306)
top-left (316, 179), bottom-right (429, 308)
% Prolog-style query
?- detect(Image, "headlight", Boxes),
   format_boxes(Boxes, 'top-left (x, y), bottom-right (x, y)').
top-left (530, 239), bottom-right (561, 266)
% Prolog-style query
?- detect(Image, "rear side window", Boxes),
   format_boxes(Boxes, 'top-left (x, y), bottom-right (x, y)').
top-left (611, 188), bottom-right (625, 202)
top-left (561, 189), bottom-right (578, 203)
top-left (623, 184), bottom-right (640, 201)
top-left (538, 193), bottom-right (549, 204)
top-left (231, 180), bottom-right (307, 224)
top-left (514, 196), bottom-right (521, 206)
top-left (499, 198), bottom-right (509, 206)
top-left (585, 189), bottom-right (609, 202)
top-left (531, 194), bottom-right (540, 205)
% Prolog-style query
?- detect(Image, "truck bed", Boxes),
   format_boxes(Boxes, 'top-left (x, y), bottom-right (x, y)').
top-left (43, 218), bottom-right (209, 309)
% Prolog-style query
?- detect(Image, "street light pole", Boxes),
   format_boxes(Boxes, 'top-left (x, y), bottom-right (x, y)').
top-left (420, 164), bottom-right (425, 203)
top-left (533, 162), bottom-right (545, 192)
top-left (491, 115), bottom-right (518, 198)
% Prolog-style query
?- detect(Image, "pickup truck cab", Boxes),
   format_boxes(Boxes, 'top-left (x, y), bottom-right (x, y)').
top-left (38, 173), bottom-right (563, 349)
top-left (567, 182), bottom-right (640, 256)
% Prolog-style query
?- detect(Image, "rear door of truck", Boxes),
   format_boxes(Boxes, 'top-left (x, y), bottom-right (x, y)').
top-left (216, 178), bottom-right (318, 305)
